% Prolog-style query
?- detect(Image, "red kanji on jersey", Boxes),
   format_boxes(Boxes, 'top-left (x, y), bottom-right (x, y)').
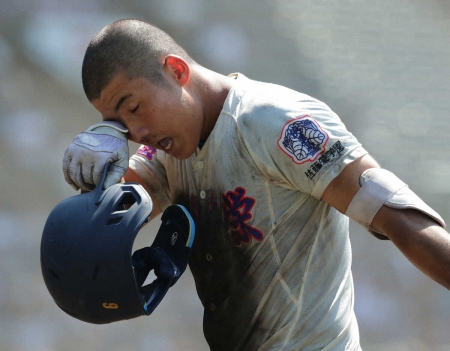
top-left (222, 187), bottom-right (264, 246)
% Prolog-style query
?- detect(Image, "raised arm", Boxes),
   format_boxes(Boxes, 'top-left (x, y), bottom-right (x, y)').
top-left (322, 154), bottom-right (450, 290)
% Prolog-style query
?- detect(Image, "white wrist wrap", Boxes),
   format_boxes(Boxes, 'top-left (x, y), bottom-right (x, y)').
top-left (346, 168), bottom-right (446, 237)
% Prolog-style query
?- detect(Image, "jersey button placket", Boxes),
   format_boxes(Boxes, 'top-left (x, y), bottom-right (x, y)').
top-left (194, 160), bottom-right (206, 200)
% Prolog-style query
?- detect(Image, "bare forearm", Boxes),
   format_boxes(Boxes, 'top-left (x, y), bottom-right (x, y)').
top-left (372, 206), bottom-right (450, 290)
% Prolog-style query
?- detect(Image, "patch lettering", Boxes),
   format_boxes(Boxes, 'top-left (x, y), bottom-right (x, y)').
top-left (278, 115), bottom-right (329, 164)
top-left (222, 187), bottom-right (264, 246)
top-left (137, 145), bottom-right (157, 161)
top-left (304, 141), bottom-right (345, 180)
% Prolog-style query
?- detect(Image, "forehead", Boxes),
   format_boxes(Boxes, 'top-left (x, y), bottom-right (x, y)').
top-left (92, 72), bottom-right (154, 116)
top-left (100, 71), bottom-right (138, 99)
top-left (99, 71), bottom-right (169, 101)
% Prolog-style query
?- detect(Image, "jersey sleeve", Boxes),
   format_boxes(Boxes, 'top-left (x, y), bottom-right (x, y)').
top-left (237, 90), bottom-right (367, 199)
top-left (129, 145), bottom-right (172, 210)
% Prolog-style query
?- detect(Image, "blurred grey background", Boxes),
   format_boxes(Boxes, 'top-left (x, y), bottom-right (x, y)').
top-left (1, 0), bottom-right (449, 350)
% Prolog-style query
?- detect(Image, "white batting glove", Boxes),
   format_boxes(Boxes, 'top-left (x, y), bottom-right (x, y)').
top-left (62, 121), bottom-right (129, 191)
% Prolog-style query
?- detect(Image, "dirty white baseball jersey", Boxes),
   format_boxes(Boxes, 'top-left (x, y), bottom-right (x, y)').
top-left (129, 74), bottom-right (367, 351)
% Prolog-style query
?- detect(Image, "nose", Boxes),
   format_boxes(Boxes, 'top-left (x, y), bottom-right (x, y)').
top-left (132, 126), bottom-right (150, 144)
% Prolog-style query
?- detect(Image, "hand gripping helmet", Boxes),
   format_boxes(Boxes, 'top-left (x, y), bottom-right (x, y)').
top-left (41, 163), bottom-right (195, 324)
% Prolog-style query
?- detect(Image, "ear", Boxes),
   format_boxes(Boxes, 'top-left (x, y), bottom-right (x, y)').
top-left (164, 55), bottom-right (190, 86)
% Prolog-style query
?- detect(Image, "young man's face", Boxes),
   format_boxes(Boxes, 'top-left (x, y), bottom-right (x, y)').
top-left (91, 71), bottom-right (203, 160)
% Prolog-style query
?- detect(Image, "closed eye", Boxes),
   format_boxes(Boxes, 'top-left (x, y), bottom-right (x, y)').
top-left (131, 105), bottom-right (139, 113)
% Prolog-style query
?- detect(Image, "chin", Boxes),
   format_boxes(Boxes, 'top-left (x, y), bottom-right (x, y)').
top-left (173, 145), bottom-right (197, 160)
top-left (173, 153), bottom-right (191, 161)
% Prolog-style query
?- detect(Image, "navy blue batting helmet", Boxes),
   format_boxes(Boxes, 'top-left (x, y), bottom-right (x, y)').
top-left (41, 163), bottom-right (195, 324)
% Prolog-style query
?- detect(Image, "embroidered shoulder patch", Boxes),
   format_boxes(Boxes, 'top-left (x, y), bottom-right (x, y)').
top-left (278, 115), bottom-right (329, 164)
top-left (137, 145), bottom-right (157, 161)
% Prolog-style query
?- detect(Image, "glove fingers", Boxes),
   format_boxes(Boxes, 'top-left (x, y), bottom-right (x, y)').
top-left (62, 158), bottom-right (79, 191)
top-left (71, 162), bottom-right (95, 191)
top-left (103, 171), bottom-right (125, 189)
top-left (87, 151), bottom-right (128, 189)
top-left (64, 144), bottom-right (96, 191)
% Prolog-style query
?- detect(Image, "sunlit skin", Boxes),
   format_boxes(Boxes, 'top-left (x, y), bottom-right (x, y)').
top-left (91, 55), bottom-right (234, 160)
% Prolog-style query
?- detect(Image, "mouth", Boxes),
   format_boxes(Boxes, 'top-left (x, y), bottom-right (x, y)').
top-left (158, 137), bottom-right (173, 151)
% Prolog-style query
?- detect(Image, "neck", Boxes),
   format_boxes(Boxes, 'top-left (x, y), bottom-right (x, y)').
top-left (190, 65), bottom-right (235, 140)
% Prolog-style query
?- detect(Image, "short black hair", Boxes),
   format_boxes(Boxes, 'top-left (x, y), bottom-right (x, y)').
top-left (82, 19), bottom-right (195, 101)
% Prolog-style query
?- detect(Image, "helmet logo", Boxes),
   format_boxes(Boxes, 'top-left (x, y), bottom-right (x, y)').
top-left (102, 302), bottom-right (119, 309)
top-left (171, 232), bottom-right (178, 245)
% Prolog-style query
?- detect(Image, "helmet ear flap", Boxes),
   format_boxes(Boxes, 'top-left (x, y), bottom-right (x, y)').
top-left (131, 204), bottom-right (195, 315)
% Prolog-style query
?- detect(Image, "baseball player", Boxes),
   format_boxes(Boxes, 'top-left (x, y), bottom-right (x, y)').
top-left (62, 19), bottom-right (450, 351)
